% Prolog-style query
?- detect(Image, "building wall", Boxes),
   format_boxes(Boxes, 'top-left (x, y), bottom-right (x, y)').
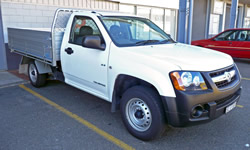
top-left (0, 3), bottom-right (7, 70)
top-left (1, 0), bottom-right (119, 42)
top-left (110, 0), bottom-right (179, 10)
top-left (192, 0), bottom-right (208, 41)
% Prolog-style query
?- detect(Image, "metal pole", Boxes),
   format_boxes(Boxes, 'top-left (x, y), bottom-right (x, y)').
top-left (221, 1), bottom-right (227, 31)
top-left (187, 0), bottom-right (193, 44)
top-left (237, 6), bottom-right (243, 28)
top-left (177, 0), bottom-right (187, 43)
top-left (241, 4), bottom-right (246, 28)
top-left (0, 2), bottom-right (7, 70)
top-left (229, 0), bottom-right (238, 29)
top-left (205, 0), bottom-right (211, 39)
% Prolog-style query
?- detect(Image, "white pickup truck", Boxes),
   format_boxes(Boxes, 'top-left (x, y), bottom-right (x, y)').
top-left (8, 9), bottom-right (242, 140)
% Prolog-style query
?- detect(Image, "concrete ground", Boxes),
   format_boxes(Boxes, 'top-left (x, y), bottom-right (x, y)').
top-left (0, 60), bottom-right (249, 150)
top-left (0, 71), bottom-right (22, 86)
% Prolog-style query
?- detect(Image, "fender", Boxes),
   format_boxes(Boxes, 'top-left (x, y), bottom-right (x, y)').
top-left (108, 67), bottom-right (177, 112)
top-left (109, 67), bottom-right (176, 102)
top-left (34, 60), bottom-right (52, 74)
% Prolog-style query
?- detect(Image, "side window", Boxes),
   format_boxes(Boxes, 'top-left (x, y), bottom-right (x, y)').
top-left (214, 30), bottom-right (238, 41)
top-left (226, 31), bottom-right (238, 41)
top-left (69, 16), bottom-right (103, 46)
top-left (214, 31), bottom-right (233, 41)
top-left (237, 31), bottom-right (248, 41)
top-left (247, 31), bottom-right (250, 41)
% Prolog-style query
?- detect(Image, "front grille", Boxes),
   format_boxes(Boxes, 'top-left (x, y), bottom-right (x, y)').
top-left (210, 66), bottom-right (234, 77)
top-left (209, 66), bottom-right (237, 89)
top-left (214, 76), bottom-right (236, 88)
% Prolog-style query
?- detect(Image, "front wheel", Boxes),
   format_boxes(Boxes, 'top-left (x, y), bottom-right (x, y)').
top-left (28, 61), bottom-right (47, 87)
top-left (120, 86), bottom-right (166, 141)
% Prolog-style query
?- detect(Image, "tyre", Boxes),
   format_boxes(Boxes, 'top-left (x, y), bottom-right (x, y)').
top-left (120, 86), bottom-right (166, 141)
top-left (28, 61), bottom-right (47, 87)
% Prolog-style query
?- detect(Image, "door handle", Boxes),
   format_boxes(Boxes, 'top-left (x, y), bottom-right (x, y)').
top-left (65, 47), bottom-right (74, 55)
top-left (228, 42), bottom-right (232, 44)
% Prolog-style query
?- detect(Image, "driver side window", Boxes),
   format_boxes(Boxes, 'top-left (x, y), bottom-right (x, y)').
top-left (227, 31), bottom-right (239, 41)
top-left (69, 16), bottom-right (103, 46)
top-left (214, 30), bottom-right (238, 41)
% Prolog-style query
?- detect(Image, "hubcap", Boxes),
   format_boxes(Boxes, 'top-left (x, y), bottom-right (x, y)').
top-left (125, 98), bottom-right (152, 132)
top-left (29, 63), bottom-right (37, 83)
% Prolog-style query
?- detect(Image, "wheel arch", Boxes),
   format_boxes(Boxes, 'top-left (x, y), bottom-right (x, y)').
top-left (34, 60), bottom-right (52, 74)
top-left (111, 74), bottom-right (166, 112)
top-left (20, 56), bottom-right (52, 74)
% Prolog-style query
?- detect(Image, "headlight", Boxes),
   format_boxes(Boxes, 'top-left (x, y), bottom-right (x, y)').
top-left (170, 71), bottom-right (208, 91)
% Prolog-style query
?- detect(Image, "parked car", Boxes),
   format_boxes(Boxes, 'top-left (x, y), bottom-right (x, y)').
top-left (192, 28), bottom-right (250, 59)
top-left (8, 9), bottom-right (242, 140)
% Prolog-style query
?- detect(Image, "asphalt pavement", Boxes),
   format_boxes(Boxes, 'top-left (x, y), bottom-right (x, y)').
top-left (0, 60), bottom-right (249, 150)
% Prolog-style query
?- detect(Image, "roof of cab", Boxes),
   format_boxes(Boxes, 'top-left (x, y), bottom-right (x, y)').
top-left (73, 10), bottom-right (139, 18)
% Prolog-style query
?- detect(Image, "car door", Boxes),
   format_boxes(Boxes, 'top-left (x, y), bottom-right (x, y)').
top-left (205, 30), bottom-right (239, 55)
top-left (61, 16), bottom-right (109, 99)
top-left (230, 30), bottom-right (250, 58)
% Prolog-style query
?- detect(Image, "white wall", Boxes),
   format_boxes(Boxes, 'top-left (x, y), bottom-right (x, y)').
top-left (110, 0), bottom-right (179, 9)
top-left (1, 0), bottom-right (119, 42)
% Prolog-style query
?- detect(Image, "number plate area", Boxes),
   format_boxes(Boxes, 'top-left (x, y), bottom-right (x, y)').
top-left (225, 102), bottom-right (237, 114)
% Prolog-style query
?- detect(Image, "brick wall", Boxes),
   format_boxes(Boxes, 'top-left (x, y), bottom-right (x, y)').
top-left (1, 0), bottom-right (119, 42)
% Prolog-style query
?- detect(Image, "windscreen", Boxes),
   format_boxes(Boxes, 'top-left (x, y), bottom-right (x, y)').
top-left (100, 16), bottom-right (174, 47)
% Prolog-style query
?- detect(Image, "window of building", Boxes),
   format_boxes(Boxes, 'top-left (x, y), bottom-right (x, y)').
top-left (209, 14), bottom-right (221, 36)
top-left (165, 9), bottom-right (177, 40)
top-left (244, 18), bottom-right (250, 28)
top-left (151, 8), bottom-right (164, 29)
top-left (119, 4), bottom-right (135, 15)
top-left (212, 0), bottom-right (224, 15)
top-left (137, 6), bottom-right (151, 19)
top-left (246, 7), bottom-right (250, 18)
top-left (208, 0), bottom-right (225, 38)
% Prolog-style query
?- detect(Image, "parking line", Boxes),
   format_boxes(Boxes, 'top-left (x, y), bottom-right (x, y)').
top-left (242, 78), bottom-right (250, 81)
top-left (237, 105), bottom-right (244, 108)
top-left (19, 84), bottom-right (135, 150)
top-left (0, 81), bottom-right (29, 89)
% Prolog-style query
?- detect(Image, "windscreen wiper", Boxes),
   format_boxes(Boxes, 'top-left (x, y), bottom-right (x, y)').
top-left (135, 40), bottom-right (159, 45)
top-left (158, 39), bottom-right (174, 44)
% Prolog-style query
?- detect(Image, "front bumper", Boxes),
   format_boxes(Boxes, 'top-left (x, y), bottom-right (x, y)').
top-left (162, 65), bottom-right (242, 127)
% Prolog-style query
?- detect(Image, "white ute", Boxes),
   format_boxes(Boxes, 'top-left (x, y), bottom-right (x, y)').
top-left (8, 9), bottom-right (242, 140)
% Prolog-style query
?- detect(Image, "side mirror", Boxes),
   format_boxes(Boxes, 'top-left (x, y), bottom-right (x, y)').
top-left (82, 36), bottom-right (105, 50)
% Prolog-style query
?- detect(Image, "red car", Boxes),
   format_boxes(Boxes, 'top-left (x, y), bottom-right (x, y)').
top-left (192, 28), bottom-right (250, 59)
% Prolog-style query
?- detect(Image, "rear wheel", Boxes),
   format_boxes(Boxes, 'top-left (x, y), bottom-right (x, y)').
top-left (120, 86), bottom-right (166, 141)
top-left (28, 61), bottom-right (47, 87)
